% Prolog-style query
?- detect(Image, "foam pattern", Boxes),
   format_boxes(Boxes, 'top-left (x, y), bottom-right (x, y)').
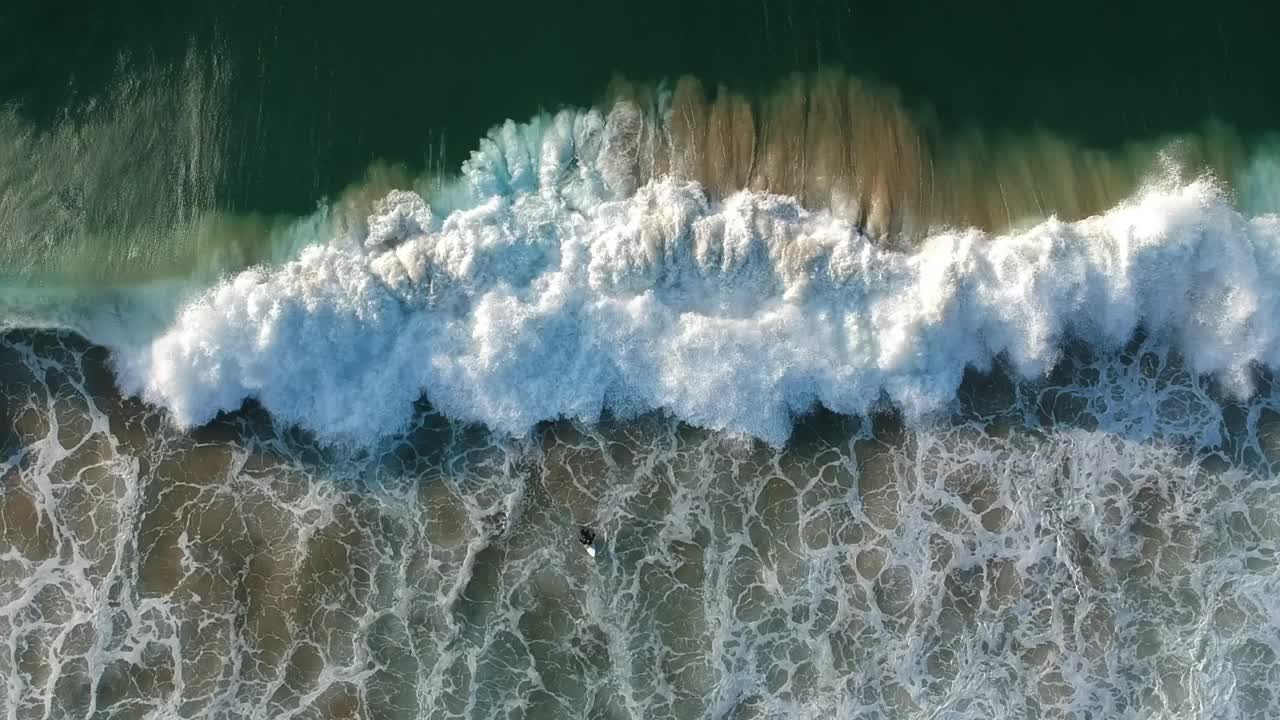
top-left (2, 334), bottom-right (1278, 719)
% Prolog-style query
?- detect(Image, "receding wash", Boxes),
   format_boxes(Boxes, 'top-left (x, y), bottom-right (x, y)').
top-left (2, 3), bottom-right (1279, 719)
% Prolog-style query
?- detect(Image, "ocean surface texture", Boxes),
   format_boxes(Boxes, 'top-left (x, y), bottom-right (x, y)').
top-left (2, 2), bottom-right (1280, 718)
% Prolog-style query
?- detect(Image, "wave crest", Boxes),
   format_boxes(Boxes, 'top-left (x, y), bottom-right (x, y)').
top-left (108, 114), bottom-right (1280, 444)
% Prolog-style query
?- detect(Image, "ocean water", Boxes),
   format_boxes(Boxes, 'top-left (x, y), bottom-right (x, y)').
top-left (3, 2), bottom-right (1280, 718)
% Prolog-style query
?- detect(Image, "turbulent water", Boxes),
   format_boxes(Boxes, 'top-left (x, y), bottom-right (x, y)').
top-left (4, 7), bottom-right (1280, 718)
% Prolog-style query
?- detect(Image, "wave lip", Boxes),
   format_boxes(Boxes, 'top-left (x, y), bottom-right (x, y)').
top-left (106, 109), bottom-right (1280, 445)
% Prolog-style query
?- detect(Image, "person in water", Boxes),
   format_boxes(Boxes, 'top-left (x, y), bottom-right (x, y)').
top-left (579, 527), bottom-right (597, 557)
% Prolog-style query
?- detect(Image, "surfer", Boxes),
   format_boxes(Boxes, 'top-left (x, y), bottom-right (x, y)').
top-left (579, 526), bottom-right (597, 557)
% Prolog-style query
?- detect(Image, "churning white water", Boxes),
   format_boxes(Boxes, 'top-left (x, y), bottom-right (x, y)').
top-left (92, 107), bottom-right (1280, 448)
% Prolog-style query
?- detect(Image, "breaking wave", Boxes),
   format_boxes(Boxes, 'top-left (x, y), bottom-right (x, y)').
top-left (86, 102), bottom-right (1280, 445)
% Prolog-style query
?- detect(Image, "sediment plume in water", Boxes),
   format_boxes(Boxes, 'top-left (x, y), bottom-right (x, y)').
top-left (1, 60), bottom-right (1261, 291)
top-left (0, 48), bottom-right (305, 286)
top-left (602, 71), bottom-right (1249, 243)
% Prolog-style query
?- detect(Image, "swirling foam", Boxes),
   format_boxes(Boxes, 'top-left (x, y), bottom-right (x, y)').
top-left (109, 110), bottom-right (1280, 445)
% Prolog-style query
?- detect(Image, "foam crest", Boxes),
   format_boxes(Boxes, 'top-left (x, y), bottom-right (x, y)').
top-left (104, 109), bottom-right (1280, 445)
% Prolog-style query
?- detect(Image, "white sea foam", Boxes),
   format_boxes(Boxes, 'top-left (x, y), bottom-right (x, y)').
top-left (105, 109), bottom-right (1280, 445)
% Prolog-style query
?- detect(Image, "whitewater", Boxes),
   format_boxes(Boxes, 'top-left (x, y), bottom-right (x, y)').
top-left (59, 106), bottom-right (1278, 447)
